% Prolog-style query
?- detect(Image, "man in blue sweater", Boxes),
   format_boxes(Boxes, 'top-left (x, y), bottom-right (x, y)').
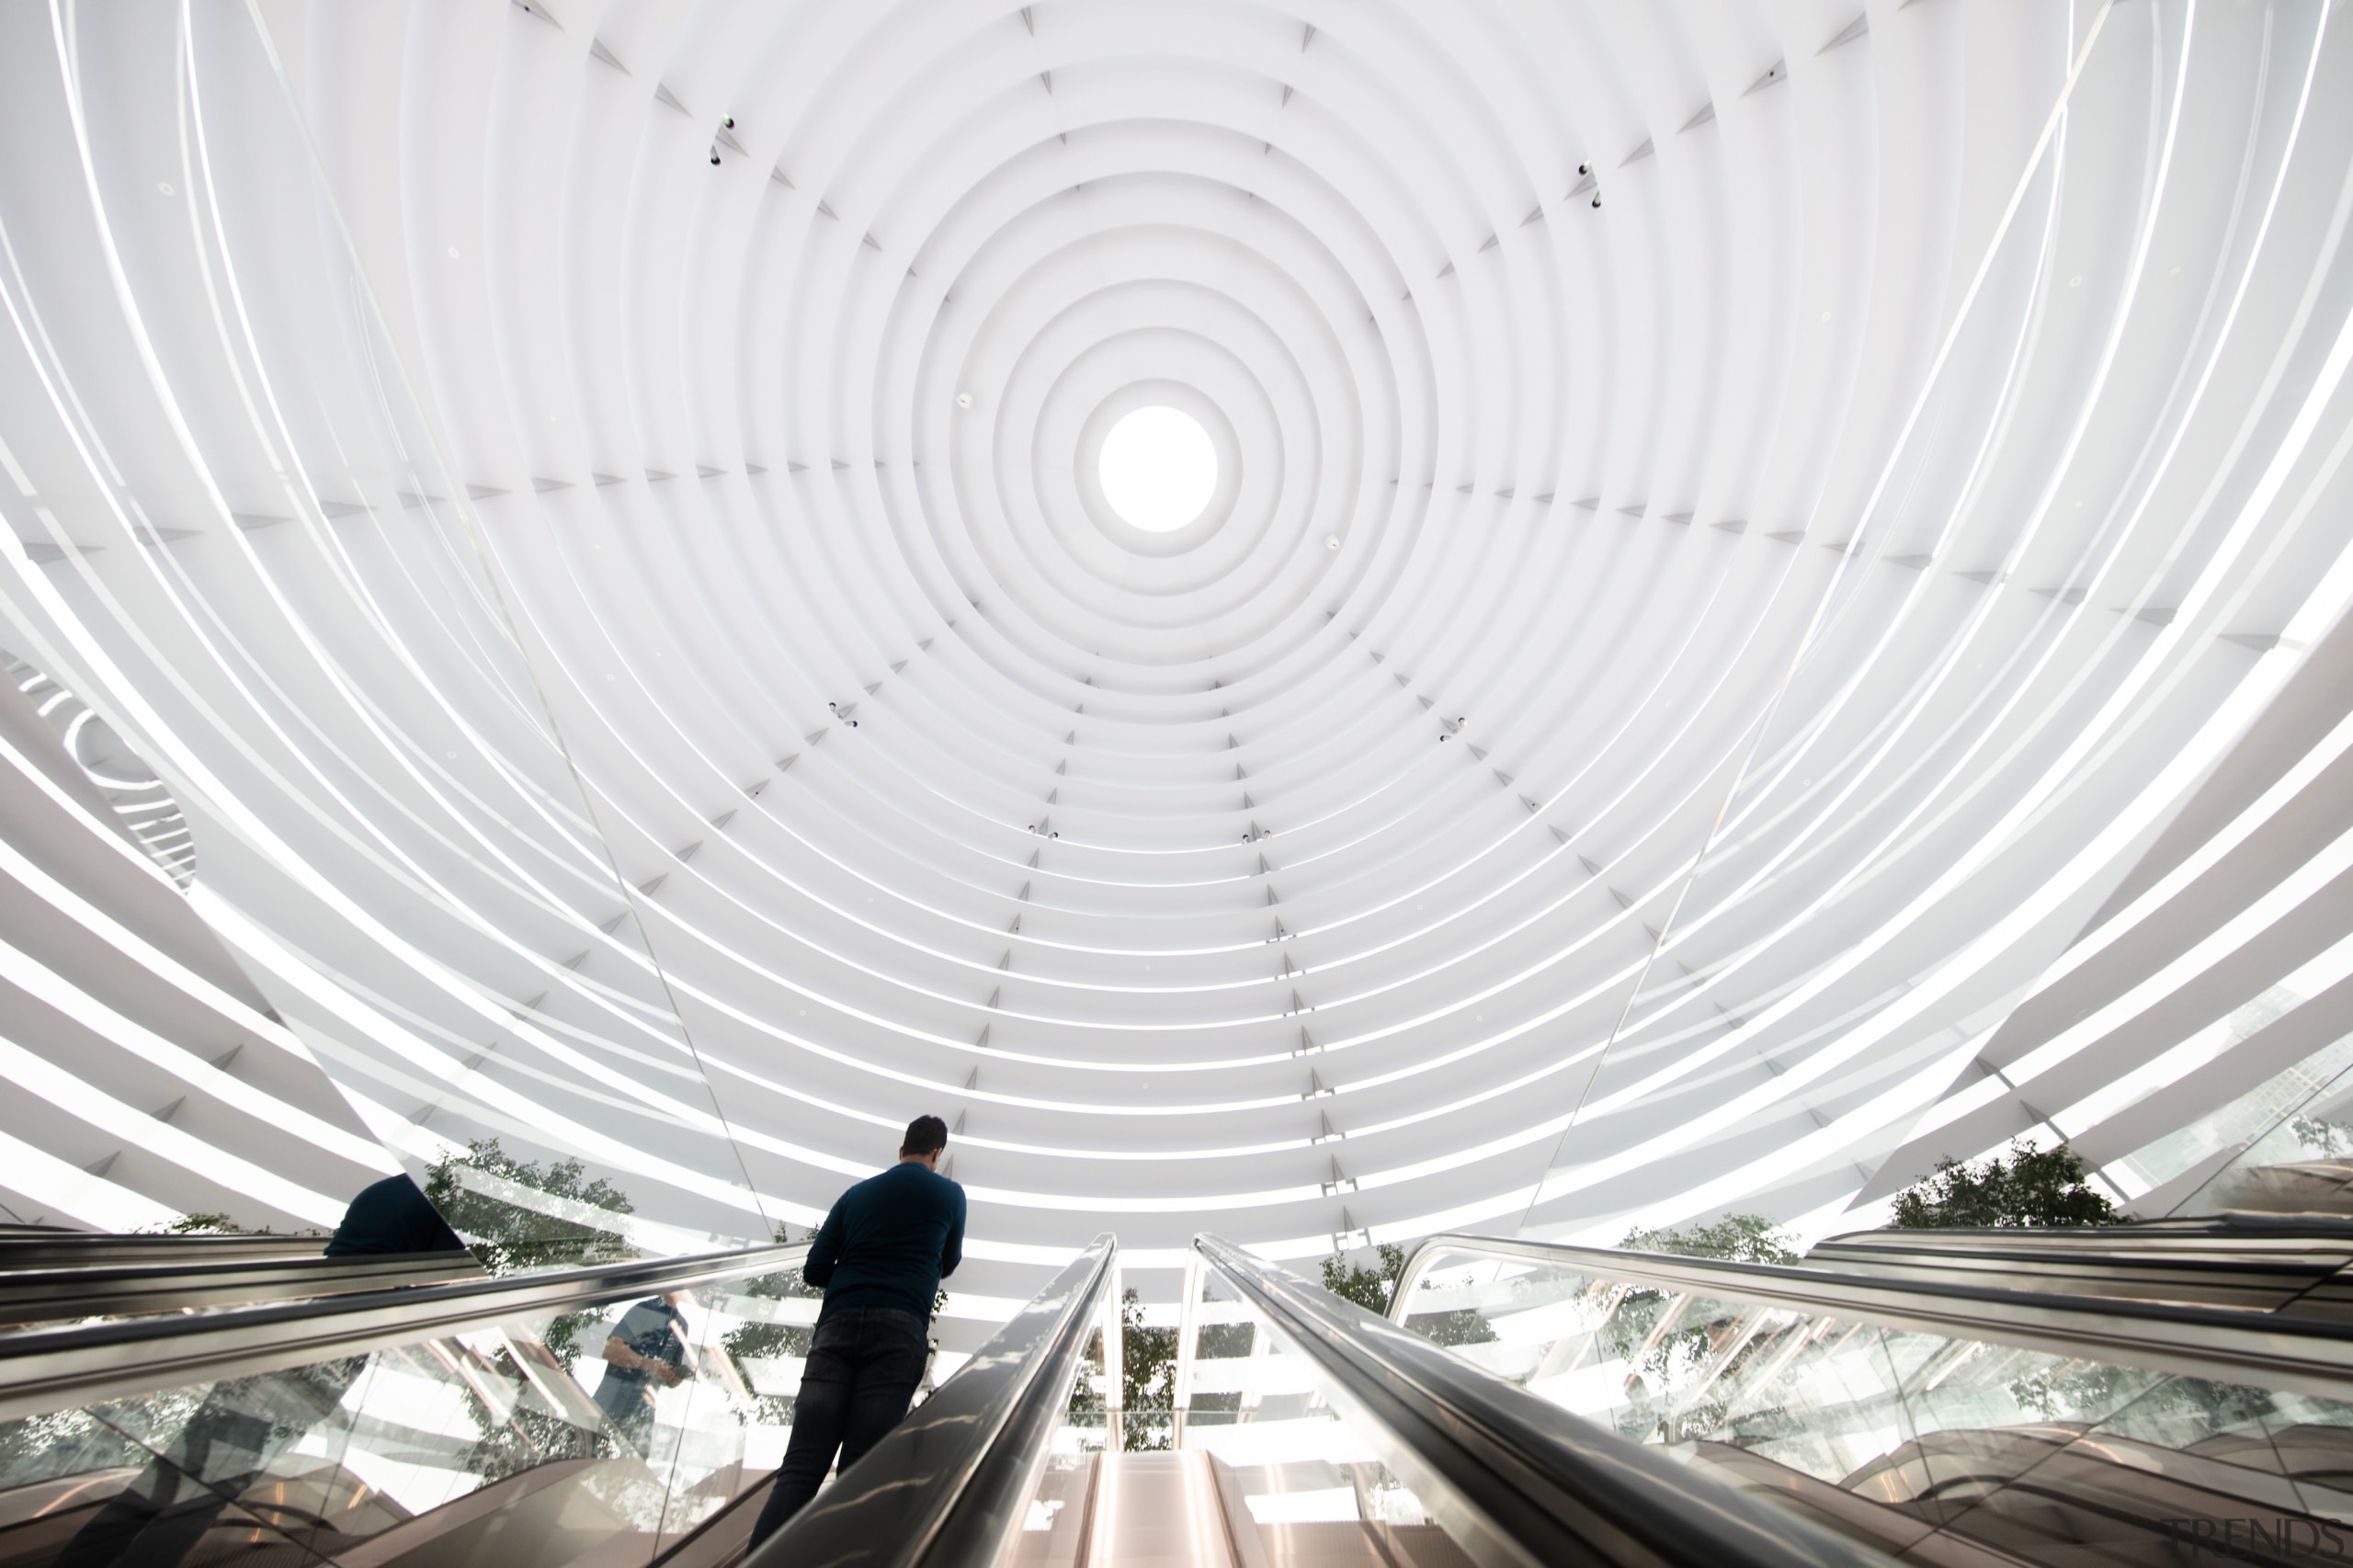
top-left (749, 1114), bottom-right (966, 1547)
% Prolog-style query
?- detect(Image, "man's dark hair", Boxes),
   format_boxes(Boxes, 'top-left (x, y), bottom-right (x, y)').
top-left (901, 1115), bottom-right (949, 1158)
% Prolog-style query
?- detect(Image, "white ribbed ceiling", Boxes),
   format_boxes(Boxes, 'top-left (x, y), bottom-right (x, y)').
top-left (5, 0), bottom-right (2353, 1312)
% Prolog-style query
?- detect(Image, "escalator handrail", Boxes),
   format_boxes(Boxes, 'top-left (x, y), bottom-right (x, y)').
top-left (745, 1233), bottom-right (1116, 1568)
top-left (0, 1233), bottom-right (343, 1267)
top-left (0, 1241), bottom-right (807, 1423)
top-left (1196, 1233), bottom-right (1893, 1568)
top-left (1814, 1214), bottom-right (2353, 1249)
top-left (1391, 1233), bottom-right (2353, 1403)
top-left (0, 1250), bottom-right (489, 1327)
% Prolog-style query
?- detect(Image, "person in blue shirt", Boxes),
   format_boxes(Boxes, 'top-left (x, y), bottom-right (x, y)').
top-left (749, 1114), bottom-right (966, 1547)
top-left (591, 1291), bottom-right (692, 1455)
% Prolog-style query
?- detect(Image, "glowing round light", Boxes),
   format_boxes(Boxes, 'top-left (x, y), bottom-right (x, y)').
top-left (1098, 406), bottom-right (1217, 532)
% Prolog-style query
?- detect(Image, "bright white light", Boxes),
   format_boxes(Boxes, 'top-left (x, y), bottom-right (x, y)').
top-left (1099, 407), bottom-right (1216, 532)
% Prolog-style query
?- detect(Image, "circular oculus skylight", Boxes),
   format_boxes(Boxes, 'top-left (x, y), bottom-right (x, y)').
top-left (1098, 405), bottom-right (1218, 532)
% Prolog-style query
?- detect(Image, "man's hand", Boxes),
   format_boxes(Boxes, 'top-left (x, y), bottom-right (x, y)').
top-left (605, 1336), bottom-right (687, 1384)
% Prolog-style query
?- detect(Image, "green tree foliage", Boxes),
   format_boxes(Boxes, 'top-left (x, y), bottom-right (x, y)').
top-left (156, 1211), bottom-right (254, 1235)
top-left (1591, 1216), bottom-right (1801, 1442)
top-left (1320, 1243), bottom-right (1406, 1312)
top-left (1325, 1242), bottom-right (1496, 1348)
top-left (1889, 1139), bottom-right (2120, 1229)
top-left (143, 1211), bottom-right (324, 1239)
top-left (2292, 1116), bottom-right (2353, 1158)
top-left (1119, 1288), bottom-right (1178, 1451)
top-left (421, 1138), bottom-right (637, 1275)
top-left (1063, 1290), bottom-right (1176, 1449)
top-left (724, 1223), bottom-right (824, 1426)
top-left (1620, 1213), bottom-right (1800, 1266)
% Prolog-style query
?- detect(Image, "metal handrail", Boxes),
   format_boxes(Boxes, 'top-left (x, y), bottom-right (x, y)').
top-left (1799, 1224), bottom-right (2353, 1313)
top-left (0, 1233), bottom-right (338, 1268)
top-left (1197, 1233), bottom-right (1893, 1568)
top-left (746, 1233), bottom-right (1117, 1568)
top-left (0, 1241), bottom-right (807, 1423)
top-left (0, 1250), bottom-right (488, 1327)
top-left (1391, 1233), bottom-right (2353, 1403)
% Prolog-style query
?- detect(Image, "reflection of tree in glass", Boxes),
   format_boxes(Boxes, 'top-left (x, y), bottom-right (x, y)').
top-left (1890, 1140), bottom-right (2119, 1229)
top-left (1326, 1241), bottom-right (1496, 1346)
top-left (0, 1402), bottom-right (172, 1492)
top-left (723, 1224), bottom-right (823, 1427)
top-left (1198, 1322), bottom-right (1252, 1358)
top-left (1597, 1219), bottom-right (1803, 1442)
top-left (1620, 1213), bottom-right (1799, 1266)
top-left (1064, 1327), bottom-right (1108, 1437)
top-left (2292, 1116), bottom-right (2353, 1158)
top-left (2101, 1375), bottom-right (2283, 1450)
top-left (2009, 1364), bottom-right (2274, 1449)
top-left (410, 1342), bottom-right (617, 1485)
top-left (422, 1137), bottom-right (636, 1274)
top-left (1179, 1320), bottom-right (1253, 1426)
top-left (2004, 1358), bottom-right (2149, 1425)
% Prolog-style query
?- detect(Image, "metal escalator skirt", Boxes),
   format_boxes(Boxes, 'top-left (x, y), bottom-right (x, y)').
top-left (1192, 1233), bottom-right (1895, 1568)
top-left (1389, 1233), bottom-right (2353, 1403)
top-left (0, 1242), bottom-right (808, 1422)
top-left (747, 1233), bottom-right (1117, 1568)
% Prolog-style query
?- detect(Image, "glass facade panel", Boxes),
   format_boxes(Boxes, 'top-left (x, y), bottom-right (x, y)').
top-left (0, 1256), bottom-right (812, 1565)
top-left (1400, 1242), bottom-right (2353, 1566)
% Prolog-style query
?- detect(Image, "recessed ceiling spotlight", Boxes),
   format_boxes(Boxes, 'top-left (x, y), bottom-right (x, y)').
top-left (1324, 534), bottom-right (1340, 551)
top-left (956, 392), bottom-right (973, 408)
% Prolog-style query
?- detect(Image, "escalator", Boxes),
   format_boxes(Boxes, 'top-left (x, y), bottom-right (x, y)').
top-left (18, 1217), bottom-right (2353, 1566)
top-left (1389, 1228), bottom-right (2353, 1567)
top-left (0, 1233), bottom-right (809, 1568)
top-left (751, 1233), bottom-right (1881, 1568)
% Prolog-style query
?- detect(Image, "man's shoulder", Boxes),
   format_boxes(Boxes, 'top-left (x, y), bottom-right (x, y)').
top-left (839, 1165), bottom-right (898, 1200)
top-left (847, 1162), bottom-right (961, 1205)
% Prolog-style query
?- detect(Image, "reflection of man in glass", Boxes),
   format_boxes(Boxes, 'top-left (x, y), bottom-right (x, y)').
top-left (591, 1290), bottom-right (692, 1456)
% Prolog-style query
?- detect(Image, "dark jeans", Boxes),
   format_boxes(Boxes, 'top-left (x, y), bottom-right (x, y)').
top-left (749, 1306), bottom-right (930, 1548)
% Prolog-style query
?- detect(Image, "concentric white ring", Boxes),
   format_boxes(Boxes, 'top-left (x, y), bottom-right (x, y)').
top-left (1, 1), bottom-right (2351, 1333)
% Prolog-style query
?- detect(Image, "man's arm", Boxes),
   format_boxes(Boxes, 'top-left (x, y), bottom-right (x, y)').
top-left (602, 1335), bottom-right (683, 1384)
top-left (938, 1187), bottom-right (965, 1279)
top-left (803, 1199), bottom-right (845, 1289)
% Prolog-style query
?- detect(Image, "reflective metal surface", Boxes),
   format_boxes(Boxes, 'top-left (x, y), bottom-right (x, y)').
top-left (0, 1250), bottom-right (487, 1330)
top-left (1804, 1217), bottom-right (2353, 1316)
top-left (1196, 1233), bottom-right (1893, 1568)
